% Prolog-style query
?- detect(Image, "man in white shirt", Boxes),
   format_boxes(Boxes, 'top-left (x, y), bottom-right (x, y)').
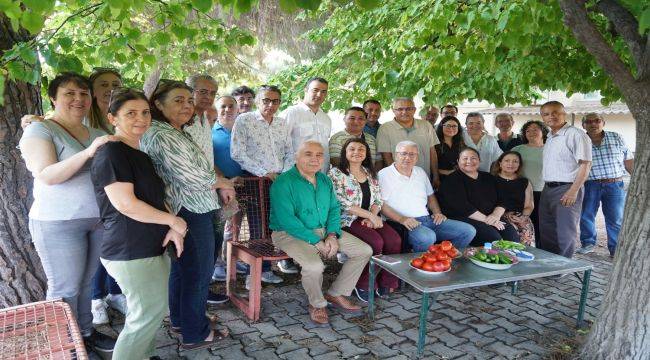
top-left (282, 77), bottom-right (332, 174)
top-left (539, 101), bottom-right (592, 258)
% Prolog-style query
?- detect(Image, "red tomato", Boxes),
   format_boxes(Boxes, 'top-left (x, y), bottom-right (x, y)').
top-left (423, 253), bottom-right (436, 262)
top-left (436, 251), bottom-right (450, 261)
top-left (440, 240), bottom-right (452, 251)
top-left (428, 245), bottom-right (438, 253)
top-left (447, 249), bottom-right (459, 258)
top-left (422, 262), bottom-right (435, 272)
top-left (441, 259), bottom-right (451, 270)
top-left (411, 258), bottom-right (424, 268)
top-left (432, 261), bottom-right (446, 272)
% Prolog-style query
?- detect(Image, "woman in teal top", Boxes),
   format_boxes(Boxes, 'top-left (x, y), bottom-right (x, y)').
top-left (512, 120), bottom-right (549, 245)
top-left (140, 80), bottom-right (225, 350)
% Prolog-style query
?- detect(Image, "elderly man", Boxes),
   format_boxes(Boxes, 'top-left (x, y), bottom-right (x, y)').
top-left (421, 106), bottom-right (440, 127)
top-left (376, 97), bottom-right (440, 186)
top-left (463, 112), bottom-right (503, 172)
top-left (495, 113), bottom-right (523, 151)
top-left (329, 106), bottom-right (381, 169)
top-left (379, 141), bottom-right (475, 252)
top-left (577, 113), bottom-right (633, 257)
top-left (231, 85), bottom-right (294, 286)
top-left (363, 99), bottom-right (382, 137)
top-left (270, 141), bottom-right (372, 326)
top-left (539, 101), bottom-right (592, 258)
top-left (231, 85), bottom-right (255, 114)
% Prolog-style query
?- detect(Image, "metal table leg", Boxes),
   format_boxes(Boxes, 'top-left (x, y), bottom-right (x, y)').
top-left (417, 293), bottom-right (438, 357)
top-left (511, 281), bottom-right (518, 295)
top-left (576, 269), bottom-right (591, 328)
top-left (368, 258), bottom-right (376, 320)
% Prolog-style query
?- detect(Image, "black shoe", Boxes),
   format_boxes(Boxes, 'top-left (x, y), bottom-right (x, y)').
top-left (84, 330), bottom-right (115, 352)
top-left (353, 287), bottom-right (369, 303)
top-left (207, 291), bottom-right (229, 304)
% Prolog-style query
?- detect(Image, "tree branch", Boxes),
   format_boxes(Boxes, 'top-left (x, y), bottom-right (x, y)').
top-left (558, 0), bottom-right (636, 96)
top-left (596, 0), bottom-right (648, 79)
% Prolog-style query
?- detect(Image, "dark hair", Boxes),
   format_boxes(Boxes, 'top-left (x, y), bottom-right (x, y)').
top-left (338, 138), bottom-right (376, 178)
top-left (231, 85), bottom-right (255, 97)
top-left (345, 106), bottom-right (367, 117)
top-left (88, 68), bottom-right (122, 133)
top-left (491, 151), bottom-right (524, 177)
top-left (149, 79), bottom-right (194, 125)
top-left (304, 76), bottom-right (328, 89)
top-left (362, 99), bottom-right (381, 107)
top-left (520, 120), bottom-right (549, 144)
top-left (108, 88), bottom-right (149, 116)
top-left (441, 104), bottom-right (458, 113)
top-left (47, 72), bottom-right (91, 108)
top-left (257, 84), bottom-right (282, 98)
top-left (540, 100), bottom-right (564, 112)
top-left (458, 146), bottom-right (481, 161)
top-left (436, 116), bottom-right (465, 153)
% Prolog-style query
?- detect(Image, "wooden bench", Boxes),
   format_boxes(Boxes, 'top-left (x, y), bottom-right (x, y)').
top-left (225, 177), bottom-right (289, 321)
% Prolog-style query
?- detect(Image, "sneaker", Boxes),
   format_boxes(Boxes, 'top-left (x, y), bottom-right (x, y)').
top-left (91, 299), bottom-right (109, 325)
top-left (83, 330), bottom-right (116, 352)
top-left (212, 265), bottom-right (227, 282)
top-left (207, 291), bottom-right (229, 304)
top-left (576, 244), bottom-right (595, 254)
top-left (353, 287), bottom-right (369, 303)
top-left (236, 261), bottom-right (249, 274)
top-left (105, 293), bottom-right (127, 315)
top-left (336, 252), bottom-right (348, 264)
top-left (261, 271), bottom-right (283, 284)
top-left (375, 287), bottom-right (392, 298)
top-left (278, 259), bottom-right (299, 274)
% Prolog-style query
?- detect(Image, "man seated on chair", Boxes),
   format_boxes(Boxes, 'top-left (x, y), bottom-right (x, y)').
top-left (270, 140), bottom-right (373, 326)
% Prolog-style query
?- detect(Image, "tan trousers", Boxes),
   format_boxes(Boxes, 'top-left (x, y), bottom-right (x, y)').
top-left (272, 229), bottom-right (372, 308)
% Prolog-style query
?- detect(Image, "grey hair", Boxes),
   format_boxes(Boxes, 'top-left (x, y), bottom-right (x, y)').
top-left (392, 97), bottom-right (414, 107)
top-left (395, 140), bottom-right (418, 152)
top-left (186, 74), bottom-right (218, 89)
top-left (466, 112), bottom-right (485, 123)
top-left (582, 112), bottom-right (604, 123)
top-left (495, 113), bottom-right (513, 122)
top-left (297, 140), bottom-right (324, 153)
top-left (215, 95), bottom-right (237, 106)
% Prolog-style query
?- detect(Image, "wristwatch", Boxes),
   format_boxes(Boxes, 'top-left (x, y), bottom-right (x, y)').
top-left (326, 232), bottom-right (340, 239)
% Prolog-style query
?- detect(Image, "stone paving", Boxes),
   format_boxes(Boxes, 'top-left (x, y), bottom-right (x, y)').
top-left (92, 215), bottom-right (615, 359)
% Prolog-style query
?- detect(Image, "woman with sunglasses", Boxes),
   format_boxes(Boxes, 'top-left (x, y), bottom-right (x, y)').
top-left (140, 80), bottom-right (227, 351)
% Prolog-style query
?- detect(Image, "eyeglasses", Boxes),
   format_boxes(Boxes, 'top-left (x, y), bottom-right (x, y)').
top-left (442, 124), bottom-right (458, 129)
top-left (394, 107), bottom-right (416, 112)
top-left (397, 151), bottom-right (417, 158)
top-left (261, 98), bottom-right (281, 105)
top-left (195, 89), bottom-right (218, 97)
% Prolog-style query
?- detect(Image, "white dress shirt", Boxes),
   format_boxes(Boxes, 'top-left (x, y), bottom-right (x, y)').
top-left (543, 123), bottom-right (592, 183)
top-left (281, 102), bottom-right (332, 173)
top-left (464, 131), bottom-right (503, 172)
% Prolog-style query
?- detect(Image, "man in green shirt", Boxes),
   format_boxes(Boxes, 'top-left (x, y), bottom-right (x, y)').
top-left (270, 140), bottom-right (372, 327)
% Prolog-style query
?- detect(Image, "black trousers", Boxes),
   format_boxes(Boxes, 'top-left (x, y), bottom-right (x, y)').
top-left (453, 217), bottom-right (520, 246)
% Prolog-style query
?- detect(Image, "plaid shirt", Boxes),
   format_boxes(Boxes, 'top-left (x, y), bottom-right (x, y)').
top-left (588, 131), bottom-right (632, 180)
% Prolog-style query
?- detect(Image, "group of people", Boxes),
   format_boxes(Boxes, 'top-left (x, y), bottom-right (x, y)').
top-left (18, 68), bottom-right (633, 358)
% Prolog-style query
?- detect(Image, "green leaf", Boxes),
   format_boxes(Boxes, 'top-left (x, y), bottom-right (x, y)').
top-left (58, 37), bottom-right (73, 50)
top-left (279, 0), bottom-right (298, 12)
top-left (20, 11), bottom-right (45, 34)
top-left (639, 7), bottom-right (650, 34)
top-left (23, 0), bottom-right (55, 14)
top-left (192, 0), bottom-right (213, 13)
top-left (356, 0), bottom-right (379, 9)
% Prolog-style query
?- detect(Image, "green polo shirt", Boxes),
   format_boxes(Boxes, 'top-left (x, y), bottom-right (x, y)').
top-left (270, 165), bottom-right (342, 244)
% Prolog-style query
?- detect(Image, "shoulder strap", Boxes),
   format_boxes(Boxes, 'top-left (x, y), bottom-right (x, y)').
top-left (48, 119), bottom-right (88, 149)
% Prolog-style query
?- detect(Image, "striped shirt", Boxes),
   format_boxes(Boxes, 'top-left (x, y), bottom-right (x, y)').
top-left (588, 131), bottom-right (632, 180)
top-left (141, 120), bottom-right (219, 214)
top-left (328, 130), bottom-right (380, 163)
top-left (542, 123), bottom-right (592, 183)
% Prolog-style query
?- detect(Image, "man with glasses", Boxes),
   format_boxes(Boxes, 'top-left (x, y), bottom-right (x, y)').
top-left (379, 141), bottom-right (475, 251)
top-left (539, 101), bottom-right (592, 259)
top-left (441, 104), bottom-right (459, 118)
top-left (376, 97), bottom-right (440, 187)
top-left (232, 85), bottom-right (256, 114)
top-left (230, 85), bottom-right (292, 286)
top-left (577, 113), bottom-right (633, 257)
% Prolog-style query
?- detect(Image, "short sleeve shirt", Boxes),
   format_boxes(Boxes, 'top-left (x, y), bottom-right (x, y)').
top-left (20, 120), bottom-right (106, 220)
top-left (91, 142), bottom-right (168, 261)
top-left (543, 123), bottom-right (592, 182)
top-left (378, 165), bottom-right (433, 218)
top-left (588, 131), bottom-right (632, 180)
top-left (512, 144), bottom-right (544, 192)
top-left (464, 132), bottom-right (503, 172)
top-left (376, 119), bottom-right (439, 177)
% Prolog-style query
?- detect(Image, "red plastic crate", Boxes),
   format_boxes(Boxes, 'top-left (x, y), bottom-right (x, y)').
top-left (0, 299), bottom-right (88, 359)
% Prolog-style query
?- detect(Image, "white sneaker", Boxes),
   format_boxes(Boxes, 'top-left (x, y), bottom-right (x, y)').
top-left (91, 299), bottom-right (109, 325)
top-left (261, 271), bottom-right (283, 284)
top-left (337, 253), bottom-right (348, 264)
top-left (106, 294), bottom-right (128, 315)
top-left (278, 260), bottom-right (299, 274)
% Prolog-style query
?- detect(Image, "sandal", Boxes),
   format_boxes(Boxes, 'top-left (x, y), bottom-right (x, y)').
top-left (180, 329), bottom-right (228, 351)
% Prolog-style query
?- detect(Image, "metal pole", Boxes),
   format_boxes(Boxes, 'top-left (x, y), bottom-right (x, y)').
top-left (417, 293), bottom-right (430, 357)
top-left (368, 258), bottom-right (376, 320)
top-left (577, 269), bottom-right (591, 327)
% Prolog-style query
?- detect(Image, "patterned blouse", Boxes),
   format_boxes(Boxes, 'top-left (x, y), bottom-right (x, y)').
top-left (140, 120), bottom-right (220, 215)
top-left (328, 167), bottom-right (383, 227)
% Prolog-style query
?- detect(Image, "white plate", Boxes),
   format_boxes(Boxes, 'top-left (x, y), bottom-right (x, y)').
top-left (409, 263), bottom-right (451, 275)
top-left (506, 249), bottom-right (535, 262)
top-left (468, 257), bottom-right (514, 270)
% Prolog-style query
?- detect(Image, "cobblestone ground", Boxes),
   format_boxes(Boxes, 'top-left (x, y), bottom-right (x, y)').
top-left (93, 213), bottom-right (615, 359)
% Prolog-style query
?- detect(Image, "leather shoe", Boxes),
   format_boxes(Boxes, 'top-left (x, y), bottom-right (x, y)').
top-left (324, 294), bottom-right (363, 315)
top-left (308, 305), bottom-right (329, 327)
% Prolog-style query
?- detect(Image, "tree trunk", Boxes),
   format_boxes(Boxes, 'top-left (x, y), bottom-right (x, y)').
top-left (0, 14), bottom-right (46, 307)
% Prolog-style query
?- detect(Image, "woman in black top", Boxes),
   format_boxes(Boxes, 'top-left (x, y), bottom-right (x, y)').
top-left (438, 148), bottom-right (519, 245)
top-left (491, 151), bottom-right (535, 246)
top-left (435, 116), bottom-right (466, 182)
top-left (90, 88), bottom-right (186, 359)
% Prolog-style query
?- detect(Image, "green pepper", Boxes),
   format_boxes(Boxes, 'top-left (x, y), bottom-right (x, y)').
top-left (477, 252), bottom-right (487, 261)
top-left (498, 253), bottom-right (512, 264)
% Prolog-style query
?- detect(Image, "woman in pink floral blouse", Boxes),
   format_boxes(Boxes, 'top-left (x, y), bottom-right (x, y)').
top-left (328, 138), bottom-right (402, 302)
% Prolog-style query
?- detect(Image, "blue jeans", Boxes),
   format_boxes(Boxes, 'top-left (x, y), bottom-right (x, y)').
top-left (91, 263), bottom-right (121, 299)
top-left (580, 180), bottom-right (625, 254)
top-left (169, 208), bottom-right (215, 344)
top-left (407, 216), bottom-right (476, 252)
